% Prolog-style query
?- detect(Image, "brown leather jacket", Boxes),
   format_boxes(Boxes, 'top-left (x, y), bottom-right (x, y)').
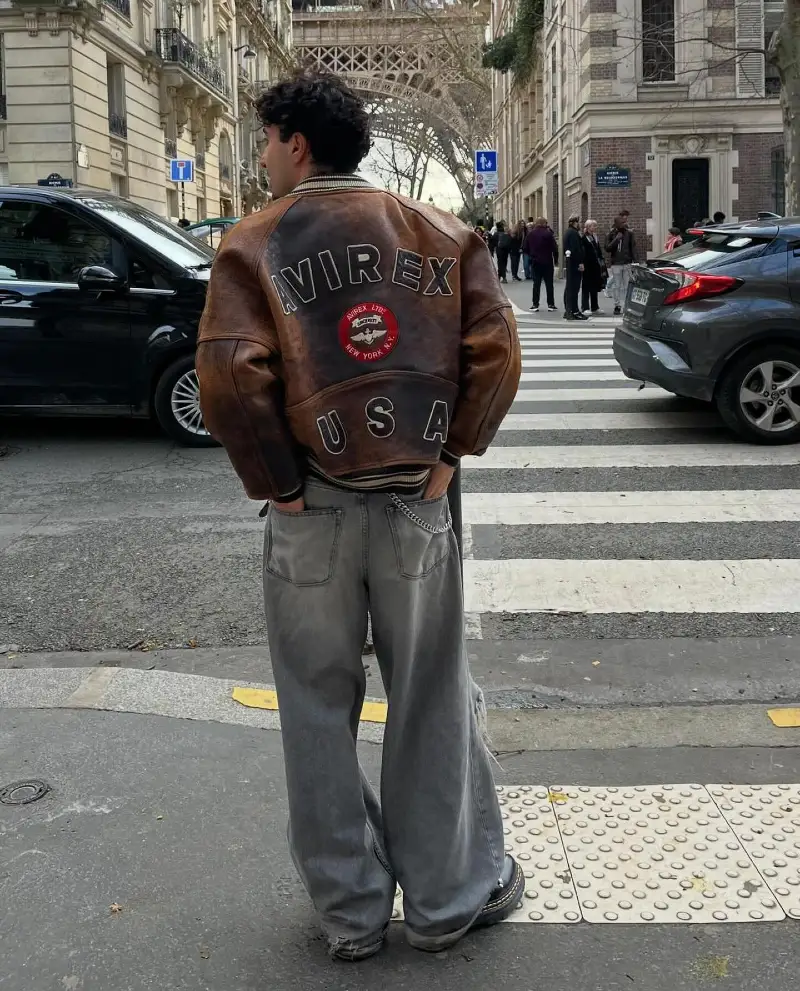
top-left (196, 174), bottom-right (520, 501)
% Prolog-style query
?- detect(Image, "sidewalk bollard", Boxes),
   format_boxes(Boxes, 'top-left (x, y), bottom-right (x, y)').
top-left (446, 462), bottom-right (463, 577)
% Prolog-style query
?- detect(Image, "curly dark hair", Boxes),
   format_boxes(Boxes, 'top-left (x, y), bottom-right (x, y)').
top-left (256, 69), bottom-right (371, 173)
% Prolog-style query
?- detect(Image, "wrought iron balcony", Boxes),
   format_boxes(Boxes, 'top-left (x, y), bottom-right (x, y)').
top-left (766, 76), bottom-right (781, 97)
top-left (165, 138), bottom-right (178, 158)
top-left (0, 94), bottom-right (6, 121)
top-left (109, 113), bottom-right (128, 138)
top-left (105, 0), bottom-right (131, 17)
top-left (154, 29), bottom-right (230, 100)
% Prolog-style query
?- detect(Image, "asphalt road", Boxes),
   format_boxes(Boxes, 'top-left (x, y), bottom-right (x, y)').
top-left (3, 277), bottom-right (800, 709)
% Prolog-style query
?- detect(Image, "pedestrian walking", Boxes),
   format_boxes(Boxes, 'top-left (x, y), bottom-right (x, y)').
top-left (521, 220), bottom-right (535, 280)
top-left (580, 219), bottom-right (605, 315)
top-left (496, 221), bottom-right (511, 282)
top-left (509, 220), bottom-right (525, 281)
top-left (523, 216), bottom-right (558, 311)
top-left (196, 69), bottom-right (524, 963)
top-left (562, 214), bottom-right (587, 320)
top-left (487, 223), bottom-right (498, 258)
top-left (604, 211), bottom-right (637, 315)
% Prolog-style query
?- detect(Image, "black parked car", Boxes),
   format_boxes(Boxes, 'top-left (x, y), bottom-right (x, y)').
top-left (614, 219), bottom-right (800, 444)
top-left (0, 186), bottom-right (217, 445)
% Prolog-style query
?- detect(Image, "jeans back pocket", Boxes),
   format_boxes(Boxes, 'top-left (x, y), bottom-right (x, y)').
top-left (386, 496), bottom-right (451, 579)
top-left (265, 507), bottom-right (342, 586)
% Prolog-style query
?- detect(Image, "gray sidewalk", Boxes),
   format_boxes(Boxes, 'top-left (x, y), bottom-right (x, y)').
top-left (3, 699), bottom-right (800, 990)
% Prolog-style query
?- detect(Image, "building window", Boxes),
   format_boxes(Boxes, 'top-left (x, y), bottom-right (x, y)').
top-left (111, 174), bottom-right (128, 199)
top-left (772, 146), bottom-right (785, 216)
top-left (107, 61), bottom-right (127, 137)
top-left (0, 33), bottom-right (6, 121)
top-left (550, 45), bottom-right (557, 135)
top-left (219, 131), bottom-right (233, 181)
top-left (642, 0), bottom-right (675, 82)
top-left (167, 187), bottom-right (179, 219)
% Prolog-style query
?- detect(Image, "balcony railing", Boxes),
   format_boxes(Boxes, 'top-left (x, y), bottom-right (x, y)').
top-left (196, 151), bottom-right (206, 171)
top-left (165, 138), bottom-right (177, 158)
top-left (0, 94), bottom-right (6, 121)
top-left (109, 113), bottom-right (128, 138)
top-left (154, 29), bottom-right (230, 100)
top-left (105, 0), bottom-right (131, 16)
top-left (766, 75), bottom-right (781, 97)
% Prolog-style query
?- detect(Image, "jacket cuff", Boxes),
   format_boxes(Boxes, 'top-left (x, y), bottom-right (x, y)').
top-left (440, 449), bottom-right (461, 468)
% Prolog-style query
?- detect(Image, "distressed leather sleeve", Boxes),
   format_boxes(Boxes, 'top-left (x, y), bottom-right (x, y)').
top-left (445, 232), bottom-right (521, 461)
top-left (195, 231), bottom-right (303, 502)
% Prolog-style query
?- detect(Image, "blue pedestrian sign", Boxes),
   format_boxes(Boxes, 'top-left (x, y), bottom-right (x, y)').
top-left (170, 158), bottom-right (194, 183)
top-left (475, 150), bottom-right (497, 173)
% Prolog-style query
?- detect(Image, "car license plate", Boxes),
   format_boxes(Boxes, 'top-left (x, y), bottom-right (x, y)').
top-left (631, 287), bottom-right (650, 306)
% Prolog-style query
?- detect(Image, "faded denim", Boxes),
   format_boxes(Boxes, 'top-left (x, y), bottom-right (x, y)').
top-left (262, 478), bottom-right (505, 951)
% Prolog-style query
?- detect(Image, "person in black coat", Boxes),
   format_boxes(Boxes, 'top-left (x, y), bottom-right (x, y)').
top-left (562, 215), bottom-right (587, 320)
top-left (495, 222), bottom-right (512, 283)
top-left (580, 219), bottom-right (606, 314)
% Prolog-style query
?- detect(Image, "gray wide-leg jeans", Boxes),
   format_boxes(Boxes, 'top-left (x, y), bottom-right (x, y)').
top-left (262, 478), bottom-right (505, 951)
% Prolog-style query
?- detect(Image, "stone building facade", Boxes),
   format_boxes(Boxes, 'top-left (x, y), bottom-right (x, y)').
top-left (492, 0), bottom-right (784, 256)
top-left (0, 0), bottom-right (292, 220)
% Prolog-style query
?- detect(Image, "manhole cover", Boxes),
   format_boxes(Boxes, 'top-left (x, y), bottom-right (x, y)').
top-left (0, 779), bottom-right (50, 805)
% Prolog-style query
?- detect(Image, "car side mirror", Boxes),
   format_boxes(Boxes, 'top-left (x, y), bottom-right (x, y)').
top-left (77, 265), bottom-right (125, 292)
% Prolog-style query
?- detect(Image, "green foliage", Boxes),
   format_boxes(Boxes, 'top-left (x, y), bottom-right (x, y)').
top-left (482, 0), bottom-right (544, 87)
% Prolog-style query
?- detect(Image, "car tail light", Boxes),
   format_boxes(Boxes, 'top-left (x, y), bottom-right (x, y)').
top-left (656, 267), bottom-right (740, 305)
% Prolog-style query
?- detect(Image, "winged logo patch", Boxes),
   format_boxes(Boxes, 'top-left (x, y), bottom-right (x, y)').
top-left (338, 302), bottom-right (399, 362)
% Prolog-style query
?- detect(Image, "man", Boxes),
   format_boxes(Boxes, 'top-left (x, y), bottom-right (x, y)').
top-left (523, 217), bottom-right (558, 311)
top-left (713, 211), bottom-right (726, 224)
top-left (605, 210), bottom-right (637, 315)
top-left (196, 70), bottom-right (523, 962)
top-left (562, 214), bottom-right (586, 320)
top-left (495, 220), bottom-right (511, 282)
top-left (177, 217), bottom-right (191, 229)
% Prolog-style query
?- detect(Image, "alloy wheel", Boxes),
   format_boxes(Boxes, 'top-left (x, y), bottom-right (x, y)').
top-left (170, 369), bottom-right (210, 437)
top-left (738, 359), bottom-right (800, 433)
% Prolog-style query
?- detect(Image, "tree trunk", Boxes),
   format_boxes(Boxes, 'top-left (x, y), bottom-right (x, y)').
top-left (776, 0), bottom-right (800, 214)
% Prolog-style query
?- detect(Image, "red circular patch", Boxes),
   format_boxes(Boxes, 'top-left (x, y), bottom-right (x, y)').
top-left (338, 303), bottom-right (399, 362)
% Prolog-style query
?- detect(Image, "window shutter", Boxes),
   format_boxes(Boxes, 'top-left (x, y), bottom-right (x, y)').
top-left (736, 0), bottom-right (765, 98)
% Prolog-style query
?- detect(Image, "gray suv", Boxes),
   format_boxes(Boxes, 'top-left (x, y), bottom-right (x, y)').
top-left (613, 219), bottom-right (800, 443)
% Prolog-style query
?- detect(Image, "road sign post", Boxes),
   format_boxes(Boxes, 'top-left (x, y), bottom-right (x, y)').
top-left (474, 149), bottom-right (499, 200)
top-left (169, 159), bottom-right (195, 220)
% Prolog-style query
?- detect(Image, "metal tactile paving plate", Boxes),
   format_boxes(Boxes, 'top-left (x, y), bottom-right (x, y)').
top-left (709, 784), bottom-right (800, 920)
top-left (551, 784), bottom-right (785, 924)
top-left (497, 785), bottom-right (581, 922)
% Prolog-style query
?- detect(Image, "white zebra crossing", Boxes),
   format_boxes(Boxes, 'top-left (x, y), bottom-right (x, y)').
top-left (463, 311), bottom-right (800, 625)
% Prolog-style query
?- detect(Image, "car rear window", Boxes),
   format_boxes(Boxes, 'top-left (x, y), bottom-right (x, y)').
top-left (654, 231), bottom-right (775, 270)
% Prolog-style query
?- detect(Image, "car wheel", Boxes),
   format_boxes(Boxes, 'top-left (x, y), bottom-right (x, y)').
top-left (716, 346), bottom-right (800, 444)
top-left (153, 356), bottom-right (218, 447)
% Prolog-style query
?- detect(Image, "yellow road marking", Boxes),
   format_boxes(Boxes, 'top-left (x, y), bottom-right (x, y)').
top-left (767, 707), bottom-right (800, 727)
top-left (231, 687), bottom-right (388, 724)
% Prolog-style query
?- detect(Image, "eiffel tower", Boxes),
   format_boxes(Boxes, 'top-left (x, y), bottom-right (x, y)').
top-left (292, 0), bottom-right (492, 203)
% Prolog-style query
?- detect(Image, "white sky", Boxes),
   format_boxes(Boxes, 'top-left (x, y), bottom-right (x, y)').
top-left (361, 138), bottom-right (464, 212)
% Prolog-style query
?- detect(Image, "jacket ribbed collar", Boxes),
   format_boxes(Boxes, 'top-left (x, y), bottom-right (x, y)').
top-left (291, 173), bottom-right (374, 194)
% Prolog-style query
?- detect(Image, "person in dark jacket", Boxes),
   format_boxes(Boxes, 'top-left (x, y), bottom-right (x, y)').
top-left (562, 214), bottom-right (587, 320)
top-left (580, 218), bottom-right (606, 314)
top-left (523, 217), bottom-right (559, 311)
top-left (604, 212), bottom-right (637, 314)
top-left (496, 221), bottom-right (512, 283)
top-left (509, 220), bottom-right (525, 281)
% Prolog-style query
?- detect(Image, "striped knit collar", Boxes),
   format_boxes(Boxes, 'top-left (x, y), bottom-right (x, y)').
top-left (291, 173), bottom-right (374, 194)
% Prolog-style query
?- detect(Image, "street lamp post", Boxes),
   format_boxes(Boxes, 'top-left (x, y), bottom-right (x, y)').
top-left (231, 42), bottom-right (256, 216)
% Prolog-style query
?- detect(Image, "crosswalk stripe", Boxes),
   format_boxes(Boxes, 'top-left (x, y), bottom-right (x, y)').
top-left (517, 331), bottom-right (615, 338)
top-left (465, 445), bottom-right (800, 468)
top-left (512, 387), bottom-right (670, 401)
top-left (521, 371), bottom-right (629, 381)
top-left (498, 412), bottom-right (717, 430)
top-left (464, 559), bottom-right (800, 613)
top-left (461, 490), bottom-right (800, 524)
top-left (522, 359), bottom-right (620, 368)
top-left (521, 349), bottom-right (613, 356)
